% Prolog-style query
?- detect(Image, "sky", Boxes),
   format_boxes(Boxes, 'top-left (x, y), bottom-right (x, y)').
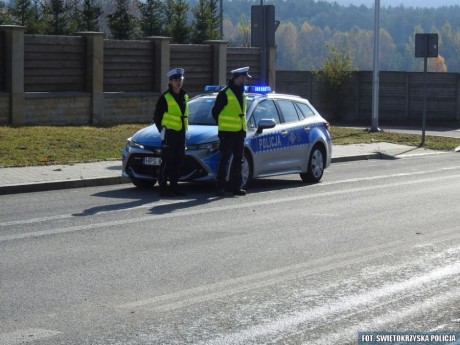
top-left (322, 0), bottom-right (458, 8)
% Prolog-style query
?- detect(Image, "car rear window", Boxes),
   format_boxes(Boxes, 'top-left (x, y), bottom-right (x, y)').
top-left (277, 100), bottom-right (301, 123)
top-left (295, 102), bottom-right (316, 118)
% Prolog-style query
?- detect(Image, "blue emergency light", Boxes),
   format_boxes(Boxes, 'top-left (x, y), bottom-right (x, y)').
top-left (204, 85), bottom-right (272, 94)
top-left (245, 85), bottom-right (272, 94)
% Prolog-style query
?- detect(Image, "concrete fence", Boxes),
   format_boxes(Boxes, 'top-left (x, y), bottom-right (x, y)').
top-left (0, 25), bottom-right (275, 126)
top-left (1, 25), bottom-right (459, 126)
top-left (275, 70), bottom-right (460, 123)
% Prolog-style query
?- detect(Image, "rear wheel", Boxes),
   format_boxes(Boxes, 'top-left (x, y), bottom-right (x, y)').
top-left (300, 145), bottom-right (325, 183)
top-left (131, 178), bottom-right (157, 188)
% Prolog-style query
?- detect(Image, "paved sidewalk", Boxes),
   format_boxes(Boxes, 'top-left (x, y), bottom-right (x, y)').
top-left (0, 142), bottom-right (450, 195)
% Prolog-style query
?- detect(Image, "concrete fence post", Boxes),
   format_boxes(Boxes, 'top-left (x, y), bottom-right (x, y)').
top-left (145, 37), bottom-right (171, 93)
top-left (1, 25), bottom-right (25, 125)
top-left (204, 40), bottom-right (228, 86)
top-left (75, 32), bottom-right (104, 124)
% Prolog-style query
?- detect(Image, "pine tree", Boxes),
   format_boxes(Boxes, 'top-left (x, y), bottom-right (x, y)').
top-left (44, 0), bottom-right (70, 35)
top-left (190, 0), bottom-right (219, 43)
top-left (165, 0), bottom-right (189, 43)
top-left (0, 1), bottom-right (12, 25)
top-left (9, 0), bottom-right (34, 27)
top-left (67, 0), bottom-right (83, 33)
top-left (107, 0), bottom-right (137, 39)
top-left (137, 0), bottom-right (164, 37)
top-left (81, 0), bottom-right (102, 31)
top-left (29, 0), bottom-right (47, 34)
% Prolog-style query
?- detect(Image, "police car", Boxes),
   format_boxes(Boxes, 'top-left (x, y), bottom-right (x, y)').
top-left (122, 86), bottom-right (332, 189)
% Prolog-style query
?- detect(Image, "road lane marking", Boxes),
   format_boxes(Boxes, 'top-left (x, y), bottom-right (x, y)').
top-left (0, 329), bottom-right (61, 345)
top-left (197, 262), bottom-right (460, 345)
top-left (118, 236), bottom-right (460, 314)
top-left (0, 214), bottom-right (72, 227)
top-left (308, 286), bottom-right (460, 345)
top-left (1, 173), bottom-right (459, 242)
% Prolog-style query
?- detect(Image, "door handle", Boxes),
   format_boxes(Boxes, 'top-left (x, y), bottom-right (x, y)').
top-left (280, 130), bottom-right (288, 136)
top-left (304, 126), bottom-right (311, 132)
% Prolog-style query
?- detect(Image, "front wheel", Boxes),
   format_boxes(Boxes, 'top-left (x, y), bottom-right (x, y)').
top-left (300, 145), bottom-right (325, 183)
top-left (241, 151), bottom-right (253, 189)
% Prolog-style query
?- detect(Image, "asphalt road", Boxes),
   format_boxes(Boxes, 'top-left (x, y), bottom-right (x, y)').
top-left (1, 153), bottom-right (459, 345)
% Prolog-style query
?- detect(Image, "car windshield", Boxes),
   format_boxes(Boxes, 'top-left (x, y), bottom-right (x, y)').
top-left (188, 96), bottom-right (254, 125)
top-left (188, 97), bottom-right (216, 125)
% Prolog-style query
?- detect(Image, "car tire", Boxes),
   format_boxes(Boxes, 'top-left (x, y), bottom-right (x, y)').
top-left (300, 144), bottom-right (325, 183)
top-left (241, 151), bottom-right (253, 189)
top-left (131, 178), bottom-right (157, 188)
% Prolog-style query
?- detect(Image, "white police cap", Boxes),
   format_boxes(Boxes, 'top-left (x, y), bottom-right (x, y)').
top-left (167, 68), bottom-right (185, 80)
top-left (231, 66), bottom-right (252, 78)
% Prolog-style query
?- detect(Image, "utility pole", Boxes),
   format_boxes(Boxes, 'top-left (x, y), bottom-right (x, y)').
top-left (370, 0), bottom-right (381, 132)
top-left (219, 0), bottom-right (223, 40)
top-left (415, 33), bottom-right (438, 146)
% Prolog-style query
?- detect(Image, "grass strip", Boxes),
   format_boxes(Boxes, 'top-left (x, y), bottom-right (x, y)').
top-left (0, 124), bottom-right (459, 167)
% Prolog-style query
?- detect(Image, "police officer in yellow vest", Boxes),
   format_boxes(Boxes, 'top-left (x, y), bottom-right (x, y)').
top-left (153, 68), bottom-right (188, 197)
top-left (212, 66), bottom-right (251, 196)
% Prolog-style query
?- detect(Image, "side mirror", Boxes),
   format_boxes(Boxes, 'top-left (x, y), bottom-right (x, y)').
top-left (256, 119), bottom-right (277, 134)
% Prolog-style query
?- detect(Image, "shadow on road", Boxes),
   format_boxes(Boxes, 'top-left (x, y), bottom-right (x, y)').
top-left (71, 177), bottom-right (317, 217)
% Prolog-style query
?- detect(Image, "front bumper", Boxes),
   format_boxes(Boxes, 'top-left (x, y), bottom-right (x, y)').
top-left (122, 146), bottom-right (220, 182)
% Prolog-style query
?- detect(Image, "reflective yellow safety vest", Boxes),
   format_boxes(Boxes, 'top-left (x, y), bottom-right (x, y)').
top-left (161, 92), bottom-right (189, 131)
top-left (218, 88), bottom-right (247, 132)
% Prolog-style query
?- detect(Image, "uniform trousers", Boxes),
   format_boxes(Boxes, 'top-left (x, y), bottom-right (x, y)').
top-left (159, 128), bottom-right (185, 190)
top-left (216, 130), bottom-right (246, 191)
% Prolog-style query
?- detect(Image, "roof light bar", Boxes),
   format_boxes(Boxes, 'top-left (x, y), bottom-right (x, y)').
top-left (204, 85), bottom-right (272, 94)
top-left (245, 85), bottom-right (272, 94)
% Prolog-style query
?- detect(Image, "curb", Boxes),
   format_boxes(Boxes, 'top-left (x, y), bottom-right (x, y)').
top-left (1, 155), bottom-right (375, 196)
top-left (0, 177), bottom-right (131, 196)
top-left (331, 153), bottom-right (382, 163)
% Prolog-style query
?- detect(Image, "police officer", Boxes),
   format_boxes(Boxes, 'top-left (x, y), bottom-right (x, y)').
top-left (212, 66), bottom-right (251, 196)
top-left (153, 68), bottom-right (188, 197)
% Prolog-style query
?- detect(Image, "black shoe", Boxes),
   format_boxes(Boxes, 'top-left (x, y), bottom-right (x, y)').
top-left (233, 189), bottom-right (246, 196)
top-left (216, 184), bottom-right (225, 196)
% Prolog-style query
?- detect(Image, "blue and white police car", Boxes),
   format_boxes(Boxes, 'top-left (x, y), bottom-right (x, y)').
top-left (122, 86), bottom-right (332, 189)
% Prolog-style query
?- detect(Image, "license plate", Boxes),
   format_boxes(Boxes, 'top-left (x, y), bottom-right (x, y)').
top-left (143, 157), bottom-right (161, 166)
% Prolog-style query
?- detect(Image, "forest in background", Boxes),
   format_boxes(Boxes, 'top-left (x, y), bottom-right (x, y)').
top-left (2, 0), bottom-right (460, 72)
top-left (221, 0), bottom-right (460, 72)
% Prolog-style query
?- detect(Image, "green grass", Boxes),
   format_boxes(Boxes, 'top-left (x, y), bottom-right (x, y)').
top-left (330, 126), bottom-right (460, 150)
top-left (0, 124), bottom-right (459, 167)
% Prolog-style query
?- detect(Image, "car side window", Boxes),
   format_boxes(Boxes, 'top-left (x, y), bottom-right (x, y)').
top-left (295, 102), bottom-right (316, 118)
top-left (277, 100), bottom-right (301, 123)
top-left (251, 100), bottom-right (281, 125)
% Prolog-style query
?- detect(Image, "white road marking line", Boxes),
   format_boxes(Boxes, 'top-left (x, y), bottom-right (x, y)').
top-left (308, 286), bottom-right (460, 345)
top-left (1, 173), bottom-right (459, 242)
top-left (0, 214), bottom-right (72, 226)
top-left (118, 236), bottom-right (460, 314)
top-left (197, 263), bottom-right (460, 345)
top-left (0, 328), bottom-right (61, 345)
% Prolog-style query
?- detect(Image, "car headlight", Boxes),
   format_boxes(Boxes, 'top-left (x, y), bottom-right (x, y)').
top-left (187, 141), bottom-right (219, 154)
top-left (126, 139), bottom-right (144, 150)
